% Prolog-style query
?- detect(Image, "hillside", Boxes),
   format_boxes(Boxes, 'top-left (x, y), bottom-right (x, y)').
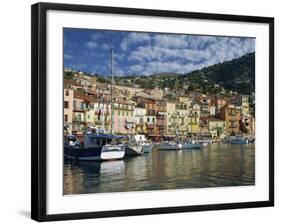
top-left (65, 52), bottom-right (255, 95)
top-left (114, 52), bottom-right (255, 95)
top-left (186, 52), bottom-right (255, 95)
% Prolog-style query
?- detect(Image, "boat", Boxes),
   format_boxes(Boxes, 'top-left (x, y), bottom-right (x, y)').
top-left (100, 144), bottom-right (125, 161)
top-left (181, 140), bottom-right (203, 149)
top-left (124, 135), bottom-right (143, 156)
top-left (225, 136), bottom-right (249, 144)
top-left (64, 127), bottom-right (125, 161)
top-left (197, 139), bottom-right (212, 145)
top-left (157, 141), bottom-right (181, 150)
top-left (134, 134), bottom-right (153, 153)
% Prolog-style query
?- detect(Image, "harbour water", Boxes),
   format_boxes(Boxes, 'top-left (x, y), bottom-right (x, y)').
top-left (64, 143), bottom-right (255, 195)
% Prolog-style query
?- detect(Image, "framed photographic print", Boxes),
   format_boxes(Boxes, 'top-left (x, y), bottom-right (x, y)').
top-left (31, 2), bottom-right (274, 222)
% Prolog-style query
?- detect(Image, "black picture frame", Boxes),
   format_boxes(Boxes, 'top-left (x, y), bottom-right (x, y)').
top-left (31, 2), bottom-right (274, 222)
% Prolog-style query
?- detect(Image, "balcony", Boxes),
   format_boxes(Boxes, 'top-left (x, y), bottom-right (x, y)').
top-left (229, 125), bottom-right (238, 128)
top-left (73, 118), bottom-right (85, 123)
top-left (95, 120), bottom-right (110, 125)
top-left (73, 107), bottom-right (88, 112)
top-left (147, 111), bottom-right (156, 116)
top-left (157, 120), bottom-right (166, 126)
top-left (147, 124), bottom-right (155, 129)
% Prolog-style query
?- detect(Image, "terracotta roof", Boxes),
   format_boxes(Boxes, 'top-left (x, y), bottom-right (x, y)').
top-left (74, 91), bottom-right (96, 102)
top-left (64, 79), bottom-right (83, 87)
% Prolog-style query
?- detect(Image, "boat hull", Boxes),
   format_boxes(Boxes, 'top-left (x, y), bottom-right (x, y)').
top-left (142, 144), bottom-right (153, 153)
top-left (125, 145), bottom-right (143, 156)
top-left (157, 144), bottom-right (180, 150)
top-left (64, 146), bottom-right (102, 161)
top-left (181, 143), bottom-right (202, 149)
top-left (101, 151), bottom-right (125, 160)
top-left (228, 140), bottom-right (249, 144)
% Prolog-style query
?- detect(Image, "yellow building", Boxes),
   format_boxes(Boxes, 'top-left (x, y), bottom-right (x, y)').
top-left (64, 88), bottom-right (73, 134)
top-left (166, 102), bottom-right (176, 135)
top-left (208, 118), bottom-right (226, 139)
top-left (187, 103), bottom-right (200, 135)
top-left (166, 101), bottom-right (189, 136)
top-left (176, 102), bottom-right (189, 136)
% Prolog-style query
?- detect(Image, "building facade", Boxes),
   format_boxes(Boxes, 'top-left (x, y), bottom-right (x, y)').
top-left (220, 105), bottom-right (242, 135)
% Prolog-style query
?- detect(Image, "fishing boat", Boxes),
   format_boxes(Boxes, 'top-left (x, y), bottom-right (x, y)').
top-left (64, 127), bottom-right (125, 161)
top-left (134, 134), bottom-right (153, 153)
top-left (157, 141), bottom-right (181, 150)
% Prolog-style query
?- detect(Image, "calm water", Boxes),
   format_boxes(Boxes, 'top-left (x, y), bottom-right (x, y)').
top-left (64, 143), bottom-right (255, 195)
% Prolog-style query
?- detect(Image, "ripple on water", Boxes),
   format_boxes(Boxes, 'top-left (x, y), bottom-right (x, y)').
top-left (64, 143), bottom-right (255, 194)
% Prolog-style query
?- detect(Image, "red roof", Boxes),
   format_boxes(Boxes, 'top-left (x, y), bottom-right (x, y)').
top-left (74, 91), bottom-right (96, 102)
top-left (64, 79), bottom-right (83, 87)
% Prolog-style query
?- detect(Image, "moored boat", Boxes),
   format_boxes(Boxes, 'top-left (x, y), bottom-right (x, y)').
top-left (181, 140), bottom-right (203, 149)
top-left (157, 141), bottom-right (181, 150)
top-left (225, 136), bottom-right (249, 144)
top-left (134, 134), bottom-right (153, 153)
top-left (64, 127), bottom-right (125, 161)
top-left (124, 135), bottom-right (144, 156)
top-left (100, 144), bottom-right (125, 161)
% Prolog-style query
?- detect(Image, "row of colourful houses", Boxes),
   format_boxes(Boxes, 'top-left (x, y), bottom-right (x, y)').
top-left (64, 77), bottom-right (255, 140)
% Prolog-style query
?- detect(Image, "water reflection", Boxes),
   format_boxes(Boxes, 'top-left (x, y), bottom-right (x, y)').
top-left (64, 143), bottom-right (255, 195)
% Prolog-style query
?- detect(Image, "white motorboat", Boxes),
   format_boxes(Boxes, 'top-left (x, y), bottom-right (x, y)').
top-left (134, 134), bottom-right (153, 153)
top-left (100, 144), bottom-right (125, 161)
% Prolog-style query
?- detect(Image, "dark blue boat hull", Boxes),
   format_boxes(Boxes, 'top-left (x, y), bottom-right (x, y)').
top-left (64, 146), bottom-right (102, 161)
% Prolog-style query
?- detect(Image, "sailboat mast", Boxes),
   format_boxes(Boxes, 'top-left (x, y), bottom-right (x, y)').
top-left (110, 48), bottom-right (114, 134)
top-left (174, 75), bottom-right (178, 138)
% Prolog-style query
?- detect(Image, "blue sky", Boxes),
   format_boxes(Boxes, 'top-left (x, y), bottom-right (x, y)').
top-left (64, 28), bottom-right (255, 76)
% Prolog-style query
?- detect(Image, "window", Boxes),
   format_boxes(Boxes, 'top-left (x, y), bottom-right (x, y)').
top-left (147, 117), bottom-right (150, 122)
top-left (64, 101), bottom-right (69, 109)
top-left (65, 90), bottom-right (69, 96)
top-left (73, 100), bottom-right (76, 109)
top-left (64, 114), bottom-right (68, 122)
top-left (126, 111), bottom-right (128, 116)
top-left (77, 114), bottom-right (82, 122)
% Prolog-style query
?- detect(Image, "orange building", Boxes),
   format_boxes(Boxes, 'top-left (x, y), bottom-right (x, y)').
top-left (220, 105), bottom-right (242, 135)
top-left (145, 100), bottom-right (157, 138)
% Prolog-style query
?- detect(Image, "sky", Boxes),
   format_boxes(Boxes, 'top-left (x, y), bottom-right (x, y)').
top-left (64, 28), bottom-right (255, 76)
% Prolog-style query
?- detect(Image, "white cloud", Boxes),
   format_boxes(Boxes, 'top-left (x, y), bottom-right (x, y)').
top-left (85, 41), bottom-right (98, 49)
top-left (125, 35), bottom-right (255, 75)
top-left (120, 33), bottom-right (151, 51)
top-left (64, 54), bottom-right (73, 60)
top-left (153, 34), bottom-right (188, 48)
top-left (90, 33), bottom-right (102, 41)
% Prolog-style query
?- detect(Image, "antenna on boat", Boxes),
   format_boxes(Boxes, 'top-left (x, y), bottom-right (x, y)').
top-left (110, 48), bottom-right (114, 134)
